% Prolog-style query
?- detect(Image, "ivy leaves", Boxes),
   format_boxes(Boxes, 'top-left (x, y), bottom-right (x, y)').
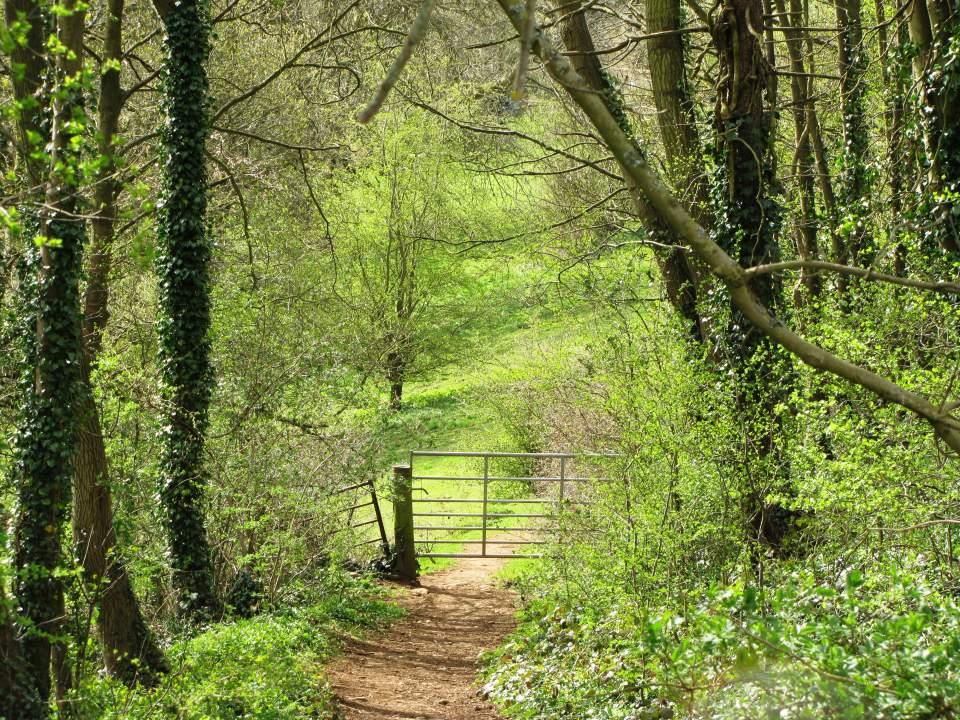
top-left (155, 0), bottom-right (220, 621)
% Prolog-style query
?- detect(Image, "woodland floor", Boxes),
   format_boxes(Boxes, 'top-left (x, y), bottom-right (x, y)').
top-left (326, 547), bottom-right (519, 720)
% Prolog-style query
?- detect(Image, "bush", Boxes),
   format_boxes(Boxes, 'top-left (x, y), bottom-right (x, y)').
top-left (64, 573), bottom-right (403, 719)
top-left (483, 568), bottom-right (960, 720)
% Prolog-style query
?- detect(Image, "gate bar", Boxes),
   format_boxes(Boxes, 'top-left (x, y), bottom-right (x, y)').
top-left (354, 537), bottom-right (385, 547)
top-left (482, 456), bottom-right (489, 557)
top-left (420, 553), bottom-right (543, 559)
top-left (414, 525), bottom-right (543, 532)
top-left (368, 478), bottom-right (390, 555)
top-left (412, 475), bottom-right (590, 482)
top-left (412, 498), bottom-right (558, 504)
top-left (560, 456), bottom-right (566, 503)
top-left (412, 451), bottom-right (574, 459)
top-left (346, 500), bottom-right (374, 513)
top-left (415, 539), bottom-right (545, 545)
top-left (410, 451), bottom-right (617, 459)
top-left (333, 480), bottom-right (373, 494)
top-left (413, 512), bottom-right (552, 518)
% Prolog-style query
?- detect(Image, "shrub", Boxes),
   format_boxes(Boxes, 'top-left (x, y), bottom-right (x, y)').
top-left (64, 573), bottom-right (402, 719)
top-left (483, 568), bottom-right (960, 720)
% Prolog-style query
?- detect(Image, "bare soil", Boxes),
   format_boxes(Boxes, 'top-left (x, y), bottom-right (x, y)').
top-left (326, 553), bottom-right (518, 720)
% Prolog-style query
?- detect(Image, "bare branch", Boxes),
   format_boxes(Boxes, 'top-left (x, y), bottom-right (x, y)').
top-left (454, 186), bottom-right (628, 253)
top-left (407, 97), bottom-right (623, 182)
top-left (745, 260), bottom-right (960, 294)
top-left (357, 0), bottom-right (436, 124)
top-left (211, 124), bottom-right (341, 153)
top-left (512, 0), bottom-right (537, 101)
top-left (213, 0), bottom-right (368, 122)
top-left (871, 519), bottom-right (960, 532)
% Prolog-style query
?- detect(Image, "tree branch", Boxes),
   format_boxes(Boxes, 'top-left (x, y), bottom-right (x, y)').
top-left (211, 124), bottom-right (341, 153)
top-left (357, 0), bottom-right (436, 123)
top-left (407, 97), bottom-right (623, 182)
top-left (493, 0), bottom-right (960, 454)
top-left (213, 0), bottom-right (367, 122)
top-left (745, 260), bottom-right (960, 294)
top-left (871, 519), bottom-right (960, 532)
top-left (512, 0), bottom-right (537, 100)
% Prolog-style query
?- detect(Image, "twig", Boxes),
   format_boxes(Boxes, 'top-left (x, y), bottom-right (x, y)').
top-left (871, 519), bottom-right (960, 532)
top-left (407, 97), bottom-right (623, 182)
top-left (211, 124), bottom-right (340, 153)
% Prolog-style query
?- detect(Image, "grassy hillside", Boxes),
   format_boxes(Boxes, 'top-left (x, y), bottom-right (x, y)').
top-left (367, 259), bottom-right (604, 571)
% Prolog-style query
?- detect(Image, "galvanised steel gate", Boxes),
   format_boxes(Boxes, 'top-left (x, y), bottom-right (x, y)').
top-left (408, 450), bottom-right (597, 560)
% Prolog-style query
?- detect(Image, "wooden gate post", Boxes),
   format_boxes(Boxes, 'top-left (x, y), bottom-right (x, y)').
top-left (392, 464), bottom-right (418, 581)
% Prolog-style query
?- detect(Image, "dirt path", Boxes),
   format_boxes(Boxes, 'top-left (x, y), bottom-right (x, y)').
top-left (327, 553), bottom-right (517, 720)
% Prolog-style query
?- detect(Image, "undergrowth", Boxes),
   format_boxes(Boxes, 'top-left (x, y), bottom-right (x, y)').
top-left (63, 571), bottom-right (403, 719)
top-left (482, 566), bottom-right (960, 720)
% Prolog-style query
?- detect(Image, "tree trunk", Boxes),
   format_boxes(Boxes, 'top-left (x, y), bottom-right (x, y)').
top-left (561, 1), bottom-right (706, 342)
top-left (712, 0), bottom-right (795, 550)
top-left (776, 0), bottom-right (821, 299)
top-left (802, 0), bottom-right (838, 250)
top-left (0, 585), bottom-right (43, 719)
top-left (75, 391), bottom-right (169, 684)
top-left (2, 2), bottom-right (47, 708)
top-left (4, 0), bottom-right (46, 189)
top-left (9, 0), bottom-right (86, 706)
top-left (875, 0), bottom-right (910, 274)
top-left (386, 350), bottom-right (405, 411)
top-left (835, 0), bottom-right (872, 272)
top-left (647, 0), bottom-right (711, 224)
top-left (71, 0), bottom-right (168, 684)
top-left (645, 0), bottom-right (716, 341)
top-left (154, 0), bottom-right (221, 621)
top-left (908, 0), bottom-right (960, 256)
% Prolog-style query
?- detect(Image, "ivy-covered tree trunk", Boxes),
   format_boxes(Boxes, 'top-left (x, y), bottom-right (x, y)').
top-left (561, 2), bottom-right (706, 342)
top-left (3, 0), bottom-right (47, 708)
top-left (908, 0), bottom-right (960, 257)
top-left (153, 0), bottom-right (221, 620)
top-left (11, 0), bottom-right (86, 706)
top-left (874, 0), bottom-right (911, 274)
top-left (0, 584), bottom-right (43, 718)
top-left (776, 0), bottom-right (822, 300)
top-left (834, 0), bottom-right (872, 274)
top-left (711, 0), bottom-right (794, 551)
top-left (72, 0), bottom-right (168, 683)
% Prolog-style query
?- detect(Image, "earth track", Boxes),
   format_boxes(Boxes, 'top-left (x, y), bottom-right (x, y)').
top-left (327, 553), bottom-right (517, 720)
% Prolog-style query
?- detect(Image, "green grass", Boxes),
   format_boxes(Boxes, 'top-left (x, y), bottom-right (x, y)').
top-left (494, 556), bottom-right (539, 584)
top-left (344, 260), bottom-right (611, 577)
top-left (394, 307), bottom-right (595, 572)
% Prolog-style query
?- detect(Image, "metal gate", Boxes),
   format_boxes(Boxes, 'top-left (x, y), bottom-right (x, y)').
top-left (409, 451), bottom-right (596, 559)
top-left (330, 477), bottom-right (390, 555)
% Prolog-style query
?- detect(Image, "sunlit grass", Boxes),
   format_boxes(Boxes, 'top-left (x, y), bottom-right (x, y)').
top-left (346, 267), bottom-right (606, 567)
